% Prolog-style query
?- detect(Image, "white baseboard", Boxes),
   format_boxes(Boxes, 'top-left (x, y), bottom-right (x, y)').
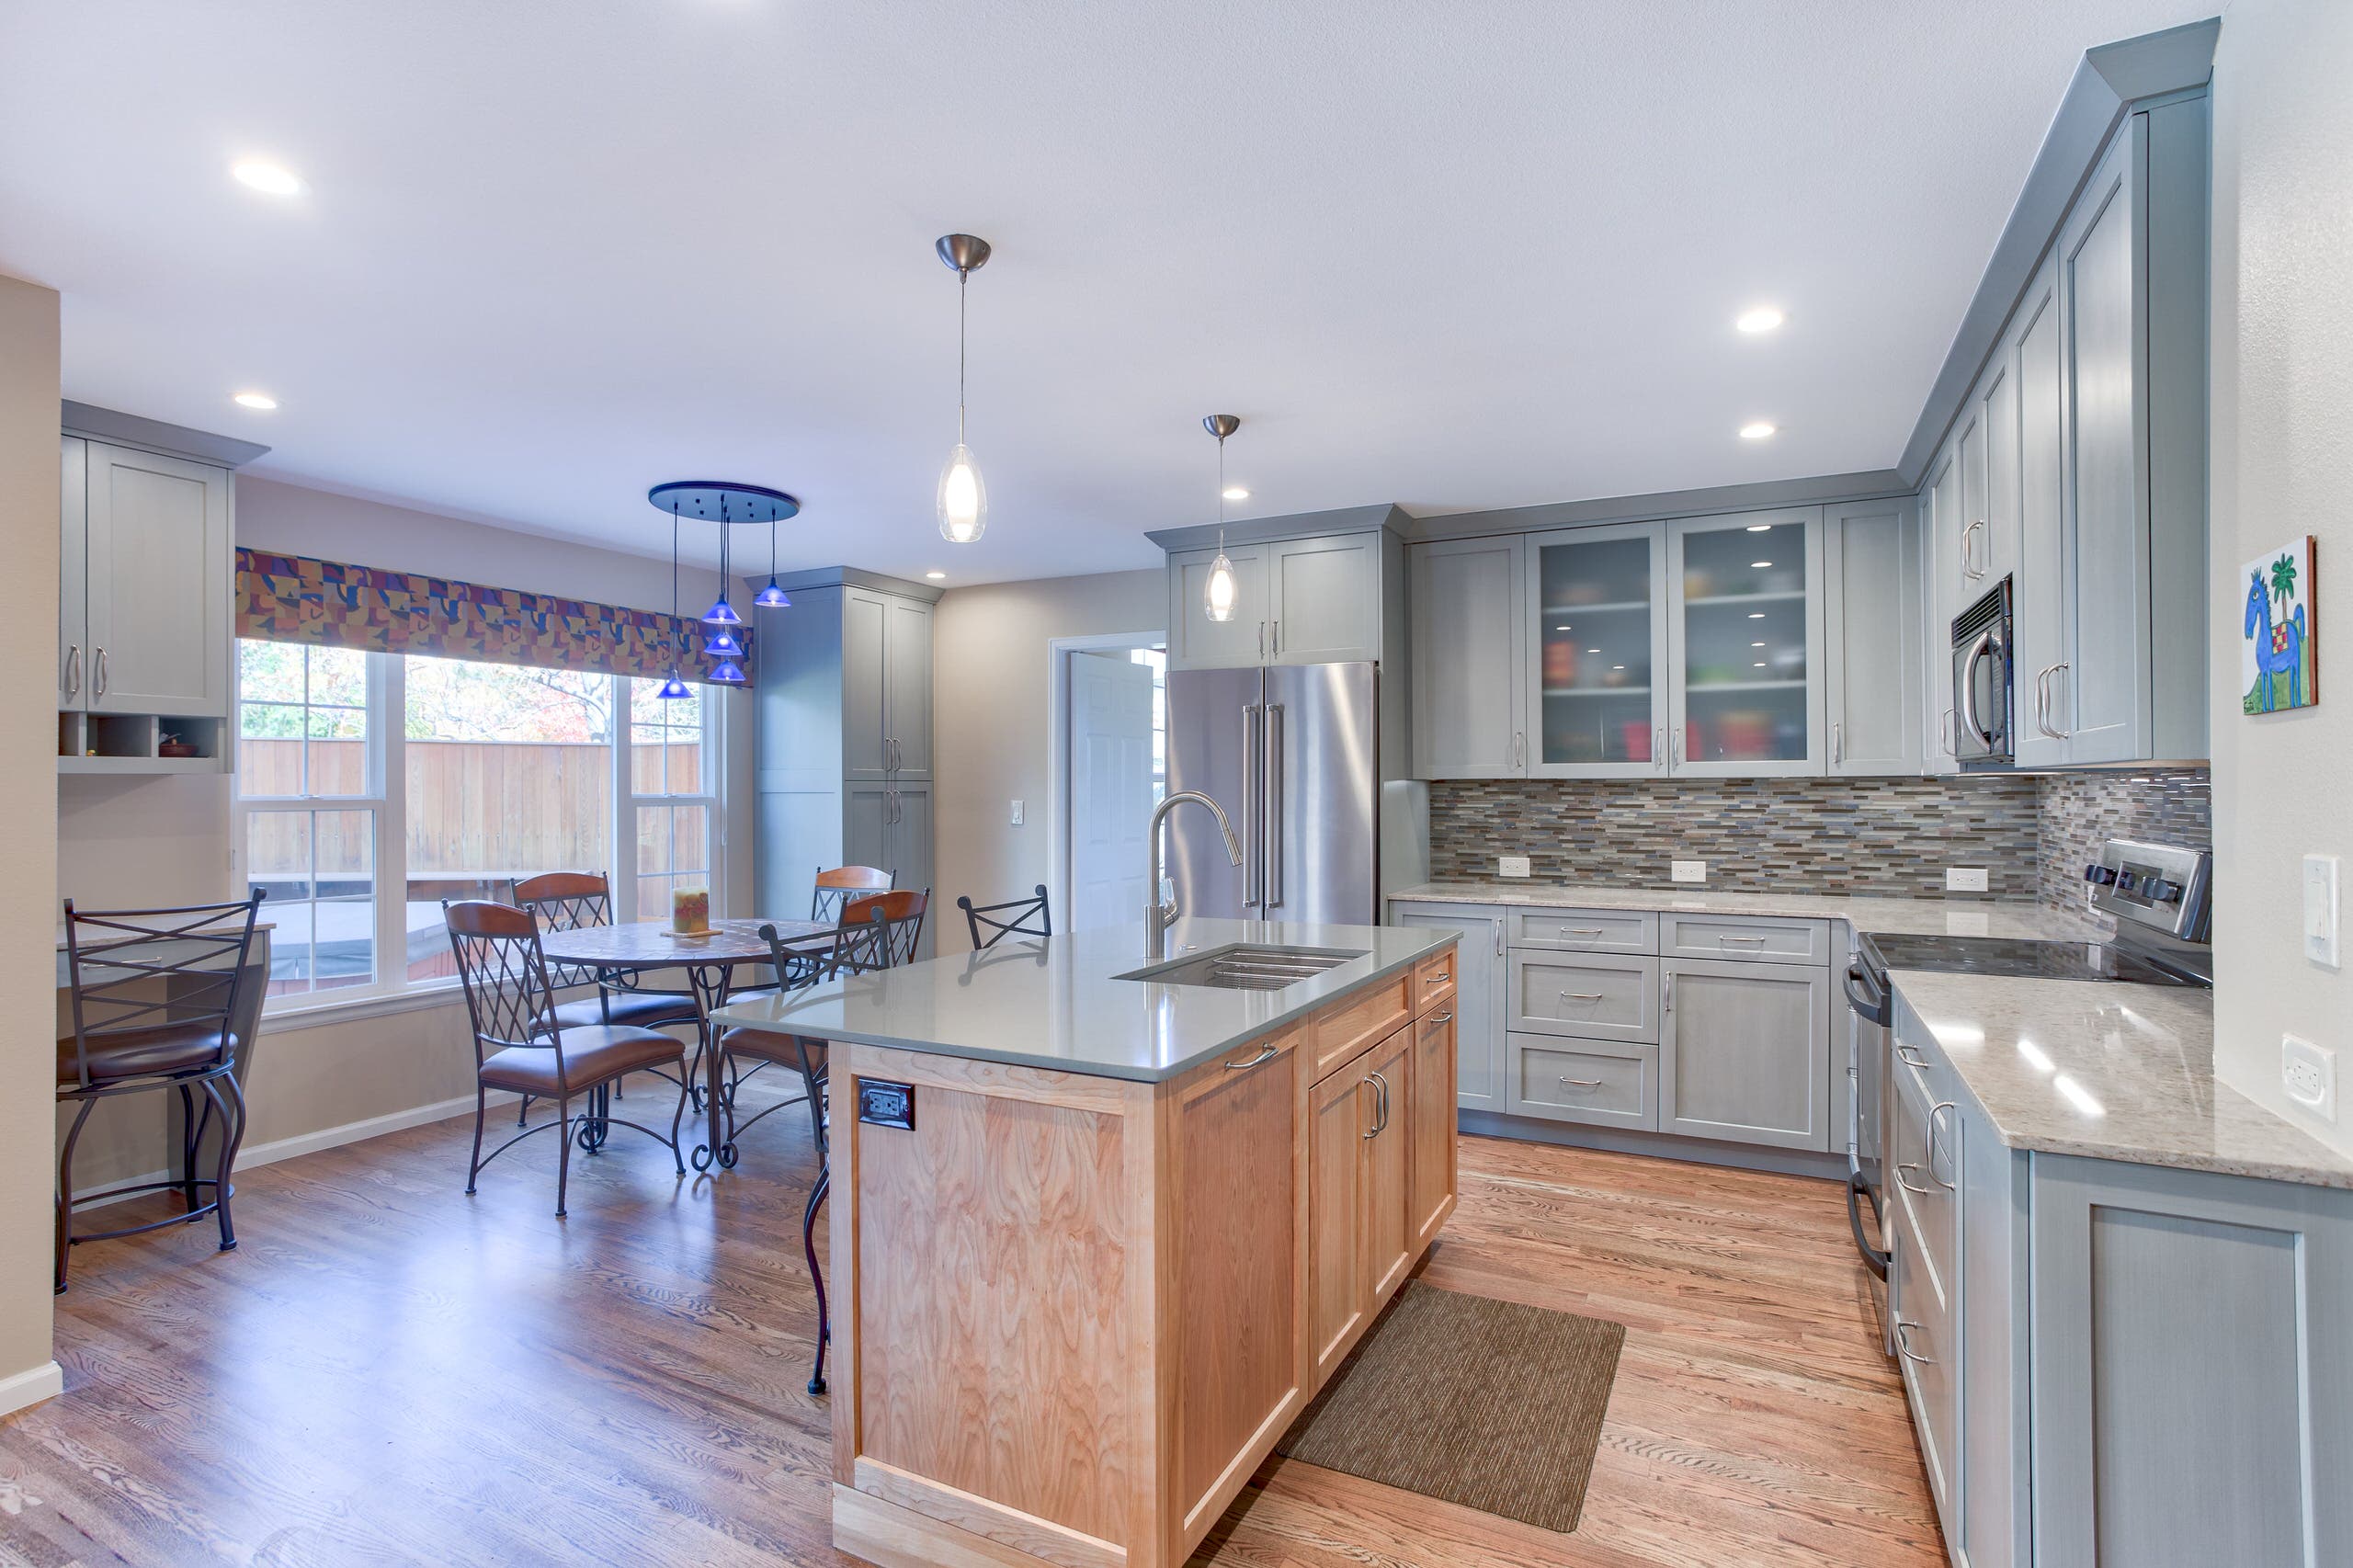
top-left (73, 1089), bottom-right (522, 1210)
top-left (0, 1359), bottom-right (64, 1418)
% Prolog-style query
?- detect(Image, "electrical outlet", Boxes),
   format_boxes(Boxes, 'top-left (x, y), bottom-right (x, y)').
top-left (2284, 1035), bottom-right (2336, 1120)
top-left (1497, 855), bottom-right (1531, 880)
top-left (1009, 799), bottom-right (1024, 826)
top-left (1671, 860), bottom-right (1707, 884)
top-left (1946, 868), bottom-right (1990, 893)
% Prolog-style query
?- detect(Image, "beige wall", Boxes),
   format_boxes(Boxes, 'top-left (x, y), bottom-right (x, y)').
top-left (2209, 0), bottom-right (2353, 1157)
top-left (2, 275), bottom-right (63, 1403)
top-left (932, 568), bottom-right (1165, 952)
top-left (56, 476), bottom-right (750, 1199)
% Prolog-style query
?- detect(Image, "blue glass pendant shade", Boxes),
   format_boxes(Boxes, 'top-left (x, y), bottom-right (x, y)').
top-left (709, 661), bottom-right (745, 685)
top-left (701, 595), bottom-right (744, 627)
top-left (754, 579), bottom-right (790, 608)
top-left (657, 671), bottom-right (693, 700)
top-left (703, 628), bottom-right (745, 658)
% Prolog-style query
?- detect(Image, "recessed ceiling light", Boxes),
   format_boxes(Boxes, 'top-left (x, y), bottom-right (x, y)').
top-left (1748, 612), bottom-right (1765, 619)
top-left (1735, 307), bottom-right (1785, 335)
top-left (1739, 421), bottom-right (1777, 440)
top-left (1555, 624), bottom-right (1572, 631)
top-left (1745, 524), bottom-right (1771, 532)
top-left (233, 391), bottom-right (278, 410)
top-left (231, 160), bottom-right (305, 197)
top-left (1586, 647), bottom-right (1601, 654)
top-left (1751, 560), bottom-right (1772, 569)
top-left (1612, 665), bottom-right (1625, 671)
top-left (1222, 485), bottom-right (1250, 502)
top-left (1752, 641), bottom-right (1766, 647)
top-left (1754, 661), bottom-right (1767, 668)
top-left (925, 570), bottom-right (947, 580)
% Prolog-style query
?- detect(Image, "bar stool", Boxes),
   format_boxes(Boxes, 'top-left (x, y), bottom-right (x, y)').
top-left (957, 883), bottom-right (1051, 949)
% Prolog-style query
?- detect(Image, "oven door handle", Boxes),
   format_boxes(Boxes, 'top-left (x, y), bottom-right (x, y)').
top-left (1843, 962), bottom-right (1892, 1028)
top-left (1957, 628), bottom-right (1998, 750)
top-left (1847, 1171), bottom-right (1890, 1279)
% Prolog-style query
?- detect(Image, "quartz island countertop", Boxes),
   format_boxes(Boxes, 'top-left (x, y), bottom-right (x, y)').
top-left (705, 915), bottom-right (1453, 1083)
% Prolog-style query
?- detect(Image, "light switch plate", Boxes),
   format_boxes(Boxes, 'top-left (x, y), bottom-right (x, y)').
top-left (1009, 799), bottom-right (1025, 826)
top-left (1946, 868), bottom-right (1990, 892)
top-left (2305, 855), bottom-right (2338, 967)
top-left (1497, 855), bottom-right (1531, 880)
top-left (2283, 1035), bottom-right (2336, 1121)
top-left (1671, 860), bottom-right (1707, 884)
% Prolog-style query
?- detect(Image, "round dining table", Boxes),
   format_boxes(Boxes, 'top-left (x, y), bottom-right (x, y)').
top-left (535, 917), bottom-right (834, 1168)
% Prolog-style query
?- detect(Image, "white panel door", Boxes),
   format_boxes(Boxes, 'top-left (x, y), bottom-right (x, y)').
top-left (1067, 651), bottom-right (1157, 933)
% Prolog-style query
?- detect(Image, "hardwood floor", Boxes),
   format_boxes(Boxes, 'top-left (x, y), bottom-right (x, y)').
top-left (0, 1085), bottom-right (1942, 1567)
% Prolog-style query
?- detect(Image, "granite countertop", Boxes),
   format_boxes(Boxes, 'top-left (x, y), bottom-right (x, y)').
top-left (1390, 880), bottom-right (2104, 941)
top-left (706, 916), bottom-right (1453, 1084)
top-left (1889, 971), bottom-right (2353, 1190)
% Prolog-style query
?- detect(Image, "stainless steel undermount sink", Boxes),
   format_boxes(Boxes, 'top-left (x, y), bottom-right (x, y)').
top-left (1116, 943), bottom-right (1367, 991)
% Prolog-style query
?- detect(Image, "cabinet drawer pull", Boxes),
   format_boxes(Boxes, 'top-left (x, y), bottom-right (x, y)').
top-left (1927, 1102), bottom-right (1958, 1188)
top-left (1556, 1075), bottom-right (1602, 1091)
top-left (1427, 1010), bottom-right (1454, 1024)
top-left (1894, 1319), bottom-right (1936, 1366)
top-left (1222, 1044), bottom-right (1279, 1072)
top-left (1894, 1162), bottom-right (1933, 1196)
top-left (1716, 935), bottom-right (1768, 947)
top-left (1895, 1043), bottom-right (1930, 1069)
top-left (1424, 971), bottom-right (1450, 984)
top-left (1557, 991), bottom-right (1603, 1004)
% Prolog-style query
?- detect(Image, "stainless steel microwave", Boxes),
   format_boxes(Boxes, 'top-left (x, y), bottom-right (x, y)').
top-left (1951, 576), bottom-right (2014, 770)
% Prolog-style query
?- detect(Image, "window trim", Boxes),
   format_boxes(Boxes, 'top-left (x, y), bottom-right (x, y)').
top-left (234, 644), bottom-right (725, 1017)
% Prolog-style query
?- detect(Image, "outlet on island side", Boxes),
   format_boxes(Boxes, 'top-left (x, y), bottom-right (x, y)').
top-left (1671, 860), bottom-right (1706, 884)
top-left (1947, 868), bottom-right (1990, 892)
top-left (1498, 855), bottom-right (1531, 880)
top-left (2283, 1035), bottom-right (2336, 1121)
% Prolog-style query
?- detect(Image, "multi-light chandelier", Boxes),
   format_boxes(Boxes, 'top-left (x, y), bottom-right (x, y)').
top-left (645, 482), bottom-right (801, 697)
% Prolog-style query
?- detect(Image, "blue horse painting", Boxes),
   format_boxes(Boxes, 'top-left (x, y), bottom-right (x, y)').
top-left (2245, 564), bottom-right (2309, 712)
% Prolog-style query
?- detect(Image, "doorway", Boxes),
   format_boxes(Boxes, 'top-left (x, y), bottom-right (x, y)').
top-left (1050, 634), bottom-right (1165, 934)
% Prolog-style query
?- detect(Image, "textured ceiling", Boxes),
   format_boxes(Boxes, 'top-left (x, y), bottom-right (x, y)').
top-left (0, 1), bottom-right (2217, 584)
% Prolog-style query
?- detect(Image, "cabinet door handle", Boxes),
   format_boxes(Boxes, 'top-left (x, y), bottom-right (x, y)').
top-left (1360, 1075), bottom-right (1379, 1139)
top-left (1894, 1319), bottom-right (1936, 1367)
top-left (2043, 662), bottom-right (2072, 739)
top-left (1493, 917), bottom-right (1503, 958)
top-left (1511, 730), bottom-right (1525, 771)
top-left (1654, 727), bottom-right (1665, 772)
top-left (1939, 707), bottom-right (1955, 757)
top-left (1268, 619), bottom-right (1279, 657)
top-left (63, 644), bottom-right (79, 699)
top-left (1927, 1102), bottom-right (1958, 1188)
top-left (1375, 1070), bottom-right (1391, 1133)
top-left (1671, 726), bottom-right (1684, 766)
top-left (1556, 1076), bottom-right (1602, 1091)
top-left (1257, 621), bottom-right (1267, 661)
top-left (1222, 1043), bottom-right (1279, 1072)
top-left (1831, 721), bottom-right (1843, 767)
top-left (1664, 971), bottom-right (1675, 1012)
top-left (93, 647), bottom-right (108, 699)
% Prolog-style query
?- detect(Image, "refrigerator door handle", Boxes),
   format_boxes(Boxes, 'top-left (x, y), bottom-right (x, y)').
top-left (1264, 702), bottom-right (1284, 910)
top-left (1241, 704), bottom-right (1262, 908)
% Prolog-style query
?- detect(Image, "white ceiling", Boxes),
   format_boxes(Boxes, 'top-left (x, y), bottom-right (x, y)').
top-left (0, 1), bottom-right (2217, 586)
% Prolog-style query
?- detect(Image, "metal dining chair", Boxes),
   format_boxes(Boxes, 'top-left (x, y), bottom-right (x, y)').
top-left (443, 900), bottom-right (691, 1217)
top-left (512, 870), bottom-right (702, 1121)
top-left (811, 865), bottom-right (894, 925)
top-left (706, 888), bottom-right (928, 1395)
top-left (56, 892), bottom-right (265, 1292)
top-left (957, 883), bottom-right (1051, 949)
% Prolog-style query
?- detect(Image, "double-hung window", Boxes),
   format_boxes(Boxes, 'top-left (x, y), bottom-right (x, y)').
top-left (234, 641), bottom-right (722, 1014)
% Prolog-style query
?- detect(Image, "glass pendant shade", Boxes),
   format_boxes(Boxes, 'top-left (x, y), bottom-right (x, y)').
top-left (754, 579), bottom-right (790, 608)
top-left (701, 594), bottom-right (743, 627)
top-left (1204, 550), bottom-right (1239, 622)
top-left (657, 670), bottom-right (693, 700)
top-left (938, 444), bottom-right (986, 543)
top-left (702, 628), bottom-right (745, 658)
top-left (709, 661), bottom-right (745, 686)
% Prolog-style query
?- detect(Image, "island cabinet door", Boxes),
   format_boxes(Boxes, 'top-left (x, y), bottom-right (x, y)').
top-left (1167, 1029), bottom-right (1307, 1544)
top-left (1407, 1004), bottom-right (1458, 1252)
top-left (1362, 1026), bottom-right (1416, 1304)
top-left (1307, 1058), bottom-right (1376, 1386)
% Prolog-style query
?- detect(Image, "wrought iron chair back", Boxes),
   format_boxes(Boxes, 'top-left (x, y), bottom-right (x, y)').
top-left (512, 869), bottom-right (620, 990)
top-left (811, 864), bottom-right (893, 925)
top-left (834, 890), bottom-right (929, 975)
top-left (61, 892), bottom-right (266, 1093)
top-left (957, 883), bottom-right (1051, 950)
top-left (443, 900), bottom-right (563, 1081)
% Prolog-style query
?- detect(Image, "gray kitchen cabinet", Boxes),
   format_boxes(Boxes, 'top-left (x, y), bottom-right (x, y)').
top-left (1389, 901), bottom-right (1505, 1110)
top-left (1923, 450), bottom-right (1963, 775)
top-left (1526, 521), bottom-right (1667, 778)
top-left (1957, 1076), bottom-right (2030, 1568)
top-left (1951, 400), bottom-right (1985, 615)
top-left (755, 570), bottom-right (941, 923)
top-left (1823, 497), bottom-right (1924, 775)
top-left (70, 437), bottom-right (233, 721)
top-left (1507, 949), bottom-right (1658, 1044)
top-left (2029, 1155), bottom-right (2353, 1568)
top-left (1166, 544), bottom-right (1268, 670)
top-left (1664, 508), bottom-right (1826, 778)
top-left (2010, 254), bottom-right (2071, 769)
top-left (1507, 905), bottom-right (1655, 955)
top-left (1267, 532), bottom-right (1380, 665)
top-left (1506, 1033), bottom-right (1657, 1131)
top-left (1887, 1045), bottom-right (1960, 1528)
top-left (1657, 912), bottom-right (1830, 966)
top-left (1658, 958), bottom-right (1829, 1151)
top-left (1408, 536), bottom-right (1526, 778)
top-left (1973, 348), bottom-right (2020, 599)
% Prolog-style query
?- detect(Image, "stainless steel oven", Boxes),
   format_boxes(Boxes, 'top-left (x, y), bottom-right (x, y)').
top-left (1951, 575), bottom-right (2015, 769)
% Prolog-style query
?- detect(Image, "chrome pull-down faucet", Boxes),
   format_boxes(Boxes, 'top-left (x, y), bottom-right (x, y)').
top-left (1145, 790), bottom-right (1242, 961)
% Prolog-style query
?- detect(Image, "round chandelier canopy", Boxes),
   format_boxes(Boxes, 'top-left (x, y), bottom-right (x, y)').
top-left (644, 481), bottom-right (801, 525)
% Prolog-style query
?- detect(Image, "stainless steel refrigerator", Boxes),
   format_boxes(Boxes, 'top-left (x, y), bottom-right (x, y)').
top-left (1165, 661), bottom-right (1379, 926)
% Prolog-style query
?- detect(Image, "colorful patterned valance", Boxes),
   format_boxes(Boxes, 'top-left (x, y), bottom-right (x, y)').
top-left (236, 549), bottom-right (750, 684)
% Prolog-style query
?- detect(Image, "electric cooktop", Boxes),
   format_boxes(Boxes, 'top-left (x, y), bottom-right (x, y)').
top-left (1859, 933), bottom-right (2210, 988)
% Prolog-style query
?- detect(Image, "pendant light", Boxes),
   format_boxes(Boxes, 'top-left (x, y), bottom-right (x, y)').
top-left (700, 493), bottom-right (744, 628)
top-left (754, 508), bottom-right (790, 608)
top-left (1202, 415), bottom-right (1242, 622)
top-left (656, 503), bottom-right (693, 700)
top-left (936, 233), bottom-right (992, 543)
top-left (646, 482), bottom-right (797, 688)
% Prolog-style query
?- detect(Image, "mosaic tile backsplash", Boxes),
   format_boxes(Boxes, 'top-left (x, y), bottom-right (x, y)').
top-left (1426, 767), bottom-right (2211, 909)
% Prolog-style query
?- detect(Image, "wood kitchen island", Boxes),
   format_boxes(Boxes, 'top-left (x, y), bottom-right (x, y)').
top-left (710, 917), bottom-right (1461, 1568)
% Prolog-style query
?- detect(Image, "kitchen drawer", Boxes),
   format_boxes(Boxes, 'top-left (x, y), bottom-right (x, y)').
top-left (1893, 1208), bottom-right (1961, 1530)
top-left (1506, 950), bottom-right (1658, 1044)
top-left (1890, 1048), bottom-right (1960, 1322)
top-left (1507, 906), bottom-right (1657, 955)
top-left (1310, 971), bottom-right (1412, 1081)
top-left (1411, 948), bottom-right (1458, 1015)
top-left (1506, 1033), bottom-right (1657, 1130)
top-left (1658, 913), bottom-right (1831, 966)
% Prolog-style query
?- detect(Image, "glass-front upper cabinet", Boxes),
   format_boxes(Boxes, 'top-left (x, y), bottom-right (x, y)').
top-left (1665, 509), bottom-right (1826, 776)
top-left (1528, 523), bottom-right (1666, 777)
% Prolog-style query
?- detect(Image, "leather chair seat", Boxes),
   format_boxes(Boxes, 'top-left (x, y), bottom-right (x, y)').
top-left (58, 1023), bottom-right (234, 1086)
top-left (718, 1027), bottom-right (827, 1071)
top-left (551, 990), bottom-right (698, 1032)
top-left (478, 1026), bottom-right (684, 1097)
